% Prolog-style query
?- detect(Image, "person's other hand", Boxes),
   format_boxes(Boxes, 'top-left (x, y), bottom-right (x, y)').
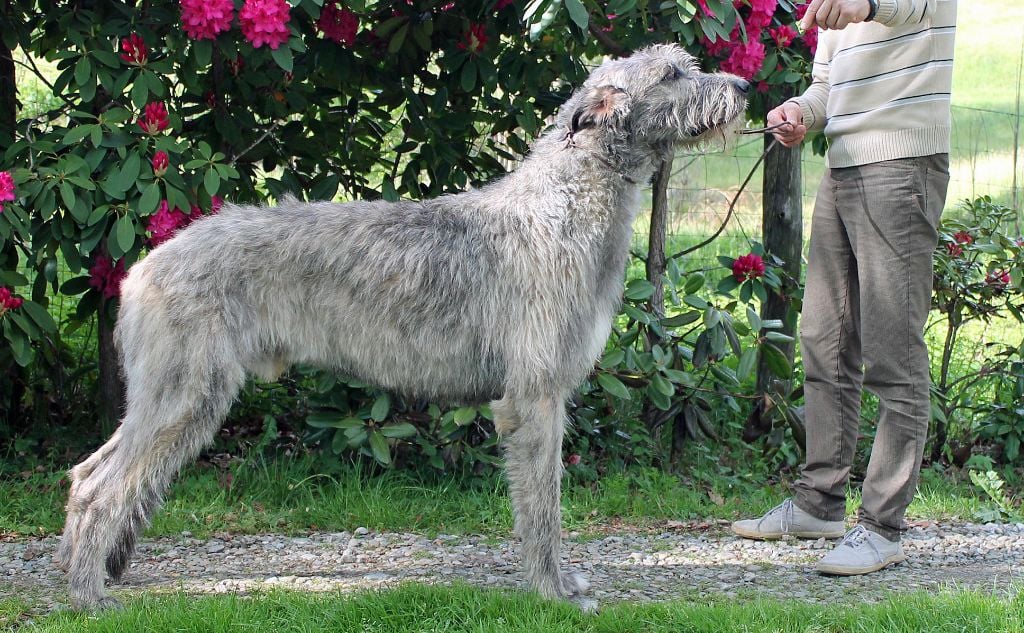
top-left (800, 0), bottom-right (872, 31)
top-left (766, 102), bottom-right (806, 147)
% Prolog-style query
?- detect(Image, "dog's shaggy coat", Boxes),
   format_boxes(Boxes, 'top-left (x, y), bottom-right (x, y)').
top-left (57, 44), bottom-right (748, 609)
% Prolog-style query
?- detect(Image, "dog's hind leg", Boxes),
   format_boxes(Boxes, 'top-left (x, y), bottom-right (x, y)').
top-left (496, 395), bottom-right (595, 610)
top-left (61, 304), bottom-right (245, 609)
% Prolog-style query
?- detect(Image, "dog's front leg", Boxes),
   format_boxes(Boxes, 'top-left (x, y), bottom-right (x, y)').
top-left (497, 395), bottom-right (596, 611)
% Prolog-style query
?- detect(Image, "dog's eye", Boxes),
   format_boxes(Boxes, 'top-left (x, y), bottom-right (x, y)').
top-left (662, 65), bottom-right (684, 82)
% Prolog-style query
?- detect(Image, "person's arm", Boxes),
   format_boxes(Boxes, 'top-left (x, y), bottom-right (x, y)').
top-left (871, 0), bottom-right (937, 27)
top-left (790, 44), bottom-right (831, 134)
top-left (800, 0), bottom-right (937, 31)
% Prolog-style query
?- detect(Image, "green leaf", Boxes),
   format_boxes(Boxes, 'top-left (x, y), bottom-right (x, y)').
top-left (761, 343), bottom-right (792, 379)
top-left (764, 331), bottom-right (794, 344)
top-left (130, 79), bottom-right (149, 108)
top-left (114, 214), bottom-right (136, 255)
top-left (600, 348), bottom-right (625, 369)
top-left (61, 276), bottom-right (92, 295)
top-left (684, 295), bottom-right (708, 310)
top-left (194, 39), bottom-right (213, 67)
top-left (683, 273), bottom-right (705, 295)
top-left (703, 307), bottom-right (721, 329)
top-left (22, 301), bottom-right (57, 334)
top-left (453, 406), bottom-right (477, 425)
top-left (204, 167), bottom-right (220, 196)
top-left (368, 430), bottom-right (391, 465)
top-left (460, 60), bottom-right (476, 92)
top-left (59, 182), bottom-right (76, 209)
top-left (663, 311), bottom-right (700, 327)
top-left (138, 182), bottom-right (160, 215)
top-left (271, 45), bottom-right (293, 72)
top-left (370, 394), bottom-right (391, 421)
top-left (6, 325), bottom-right (32, 366)
top-left (564, 0), bottom-right (589, 28)
top-left (651, 373), bottom-right (674, 397)
top-left (307, 413), bottom-right (362, 429)
top-left (596, 373), bottom-right (631, 400)
top-left (74, 57), bottom-right (91, 87)
top-left (624, 279), bottom-right (655, 301)
top-left (737, 347), bottom-right (757, 381)
top-left (380, 422), bottom-right (417, 439)
top-left (646, 384), bottom-right (672, 411)
top-left (746, 306), bottom-right (762, 332)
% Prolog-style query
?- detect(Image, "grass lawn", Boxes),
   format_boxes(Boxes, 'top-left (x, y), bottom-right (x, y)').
top-left (0, 453), bottom-right (996, 540)
top-left (4, 584), bottom-right (1022, 633)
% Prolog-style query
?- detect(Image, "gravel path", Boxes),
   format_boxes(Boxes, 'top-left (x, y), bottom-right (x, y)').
top-left (3, 521), bottom-right (1023, 613)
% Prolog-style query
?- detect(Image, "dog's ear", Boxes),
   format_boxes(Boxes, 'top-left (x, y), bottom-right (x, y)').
top-left (569, 85), bottom-right (630, 134)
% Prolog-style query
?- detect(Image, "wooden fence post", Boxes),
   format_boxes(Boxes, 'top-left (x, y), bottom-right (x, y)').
top-left (743, 136), bottom-right (804, 446)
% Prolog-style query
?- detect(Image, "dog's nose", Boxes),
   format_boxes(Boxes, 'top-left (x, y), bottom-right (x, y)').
top-left (733, 79), bottom-right (751, 94)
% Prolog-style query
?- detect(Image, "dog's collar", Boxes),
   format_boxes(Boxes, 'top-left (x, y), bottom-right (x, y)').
top-left (562, 130), bottom-right (640, 185)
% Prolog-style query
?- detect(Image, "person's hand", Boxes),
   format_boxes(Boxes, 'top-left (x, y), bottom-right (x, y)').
top-left (799, 0), bottom-right (872, 31)
top-left (766, 102), bottom-right (806, 147)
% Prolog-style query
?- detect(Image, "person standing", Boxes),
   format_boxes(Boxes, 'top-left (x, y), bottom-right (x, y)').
top-left (731, 0), bottom-right (958, 575)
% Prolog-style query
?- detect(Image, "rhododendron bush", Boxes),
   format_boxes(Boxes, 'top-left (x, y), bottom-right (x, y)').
top-left (1, 0), bottom-right (815, 466)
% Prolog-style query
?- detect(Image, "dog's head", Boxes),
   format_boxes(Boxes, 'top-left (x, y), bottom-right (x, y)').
top-left (558, 44), bottom-right (748, 156)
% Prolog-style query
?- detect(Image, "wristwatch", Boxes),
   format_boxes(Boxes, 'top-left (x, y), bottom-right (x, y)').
top-left (866, 0), bottom-right (878, 21)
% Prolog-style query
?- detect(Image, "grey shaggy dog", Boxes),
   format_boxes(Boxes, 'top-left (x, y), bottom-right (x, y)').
top-left (57, 44), bottom-right (748, 610)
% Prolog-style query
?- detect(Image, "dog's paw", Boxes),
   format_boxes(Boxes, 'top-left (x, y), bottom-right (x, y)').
top-left (71, 593), bottom-right (123, 612)
top-left (572, 595), bottom-right (600, 613)
top-left (561, 571), bottom-right (591, 597)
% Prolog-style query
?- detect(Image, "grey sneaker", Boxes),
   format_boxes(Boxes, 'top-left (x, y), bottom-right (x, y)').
top-left (816, 525), bottom-right (906, 575)
top-left (731, 498), bottom-right (846, 540)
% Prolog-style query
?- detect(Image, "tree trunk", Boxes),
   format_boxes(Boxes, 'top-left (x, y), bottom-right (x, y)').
top-left (98, 305), bottom-right (125, 432)
top-left (0, 0), bottom-right (16, 143)
top-left (643, 157), bottom-right (672, 434)
top-left (743, 136), bottom-right (803, 445)
top-left (645, 157), bottom-right (672, 335)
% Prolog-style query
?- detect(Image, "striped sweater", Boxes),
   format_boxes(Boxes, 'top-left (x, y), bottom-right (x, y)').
top-left (791, 0), bottom-right (958, 168)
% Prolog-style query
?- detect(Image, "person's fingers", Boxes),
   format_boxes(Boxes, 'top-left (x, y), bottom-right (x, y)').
top-left (819, 0), bottom-right (841, 29)
top-left (799, 0), bottom-right (825, 30)
top-left (767, 107), bottom-right (785, 126)
top-left (782, 103), bottom-right (803, 126)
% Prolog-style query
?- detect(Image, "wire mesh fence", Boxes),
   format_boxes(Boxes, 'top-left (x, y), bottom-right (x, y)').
top-left (643, 104), bottom-right (1023, 274)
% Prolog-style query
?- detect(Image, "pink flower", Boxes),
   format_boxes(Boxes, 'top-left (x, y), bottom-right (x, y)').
top-left (147, 200), bottom-right (188, 247)
top-left (317, 2), bottom-right (359, 46)
top-left (746, 0), bottom-right (777, 31)
top-left (88, 257), bottom-right (127, 300)
top-left (0, 170), bottom-right (14, 213)
top-left (802, 26), bottom-right (818, 54)
top-left (211, 196), bottom-right (224, 214)
top-left (137, 101), bottom-right (170, 135)
top-left (458, 23), bottom-right (487, 55)
top-left (945, 242), bottom-right (963, 257)
top-left (188, 204), bottom-right (205, 222)
top-left (180, 0), bottom-right (235, 41)
top-left (0, 287), bottom-right (23, 311)
top-left (721, 39), bottom-right (766, 81)
top-left (769, 25), bottom-right (797, 47)
top-left (439, 1), bottom-right (455, 12)
top-left (239, 0), bottom-right (292, 50)
top-left (985, 270), bottom-right (1011, 289)
top-left (151, 151), bottom-right (169, 176)
top-left (120, 33), bottom-right (148, 65)
top-left (953, 231), bottom-right (973, 245)
top-left (732, 253), bottom-right (766, 282)
top-left (566, 454), bottom-right (581, 466)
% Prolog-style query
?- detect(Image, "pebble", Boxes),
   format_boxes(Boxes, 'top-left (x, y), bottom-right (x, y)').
top-left (2, 521), bottom-right (1023, 613)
